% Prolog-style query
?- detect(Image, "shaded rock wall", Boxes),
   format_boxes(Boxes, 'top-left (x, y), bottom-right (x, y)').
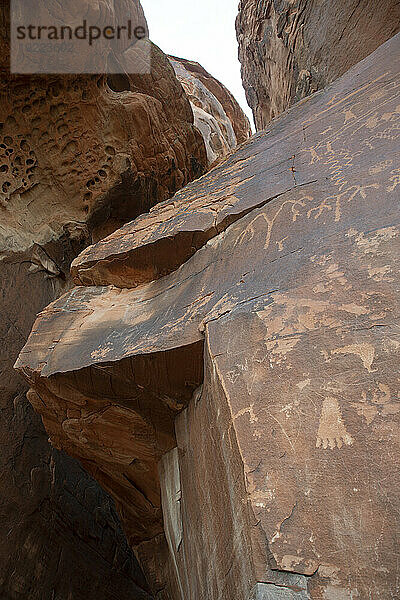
top-left (0, 1), bottom-right (208, 597)
top-left (169, 56), bottom-right (252, 165)
top-left (237, 0), bottom-right (400, 129)
top-left (0, 239), bottom-right (152, 600)
top-left (17, 32), bottom-right (400, 600)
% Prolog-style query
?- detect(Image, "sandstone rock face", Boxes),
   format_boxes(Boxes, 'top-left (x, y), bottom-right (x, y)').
top-left (17, 32), bottom-right (400, 599)
top-left (0, 1), bottom-right (209, 596)
top-left (169, 56), bottom-right (252, 165)
top-left (237, 0), bottom-right (400, 130)
top-left (0, 239), bottom-right (153, 600)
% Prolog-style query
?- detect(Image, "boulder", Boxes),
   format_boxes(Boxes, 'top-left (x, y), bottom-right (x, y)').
top-left (237, 0), bottom-right (400, 129)
top-left (17, 32), bottom-right (400, 599)
top-left (0, 1), bottom-right (208, 597)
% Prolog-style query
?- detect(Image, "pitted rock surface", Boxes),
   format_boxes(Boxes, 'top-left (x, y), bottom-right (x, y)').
top-left (0, 1), bottom-right (210, 597)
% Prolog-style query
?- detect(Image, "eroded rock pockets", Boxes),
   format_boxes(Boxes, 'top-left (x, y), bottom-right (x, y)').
top-left (0, 43), bottom-right (208, 253)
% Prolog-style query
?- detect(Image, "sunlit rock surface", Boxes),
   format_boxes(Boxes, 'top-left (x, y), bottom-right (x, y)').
top-left (237, 0), bottom-right (400, 130)
top-left (169, 56), bottom-right (252, 165)
top-left (17, 33), bottom-right (400, 599)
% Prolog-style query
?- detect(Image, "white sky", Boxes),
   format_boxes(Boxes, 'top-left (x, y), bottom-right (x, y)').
top-left (140, 0), bottom-right (254, 129)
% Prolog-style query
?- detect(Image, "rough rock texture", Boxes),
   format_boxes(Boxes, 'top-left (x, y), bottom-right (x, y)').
top-left (0, 241), bottom-right (153, 600)
top-left (0, 0), bottom-right (210, 597)
top-left (169, 56), bottom-right (252, 165)
top-left (237, 0), bottom-right (400, 130)
top-left (17, 32), bottom-right (400, 599)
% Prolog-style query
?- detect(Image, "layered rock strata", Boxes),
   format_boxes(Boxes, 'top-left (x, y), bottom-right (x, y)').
top-left (17, 30), bottom-right (400, 600)
top-left (169, 56), bottom-right (252, 165)
top-left (237, 0), bottom-right (400, 129)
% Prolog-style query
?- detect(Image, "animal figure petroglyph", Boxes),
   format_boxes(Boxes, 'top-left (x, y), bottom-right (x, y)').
top-left (307, 183), bottom-right (379, 222)
top-left (235, 197), bottom-right (310, 250)
top-left (316, 397), bottom-right (354, 450)
top-left (332, 343), bottom-right (376, 373)
top-left (237, 180), bottom-right (380, 253)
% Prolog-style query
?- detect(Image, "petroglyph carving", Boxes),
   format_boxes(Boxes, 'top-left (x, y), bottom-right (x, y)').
top-left (236, 197), bottom-right (311, 250)
top-left (316, 397), bottom-right (354, 450)
top-left (347, 225), bottom-right (399, 255)
top-left (307, 183), bottom-right (380, 222)
top-left (305, 145), bottom-right (321, 165)
top-left (387, 167), bottom-right (400, 192)
top-left (277, 236), bottom-right (288, 251)
top-left (257, 292), bottom-right (345, 339)
top-left (369, 159), bottom-right (393, 175)
top-left (265, 337), bottom-right (300, 365)
top-left (332, 343), bottom-right (376, 372)
top-left (226, 358), bottom-right (250, 385)
top-left (351, 401), bottom-right (379, 426)
top-left (351, 384), bottom-right (399, 424)
top-left (322, 144), bottom-right (360, 191)
top-left (343, 108), bottom-right (356, 123)
top-left (368, 264), bottom-right (392, 282)
top-left (232, 404), bottom-right (258, 424)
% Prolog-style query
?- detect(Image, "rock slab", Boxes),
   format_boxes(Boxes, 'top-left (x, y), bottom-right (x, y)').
top-left (169, 56), bottom-right (252, 165)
